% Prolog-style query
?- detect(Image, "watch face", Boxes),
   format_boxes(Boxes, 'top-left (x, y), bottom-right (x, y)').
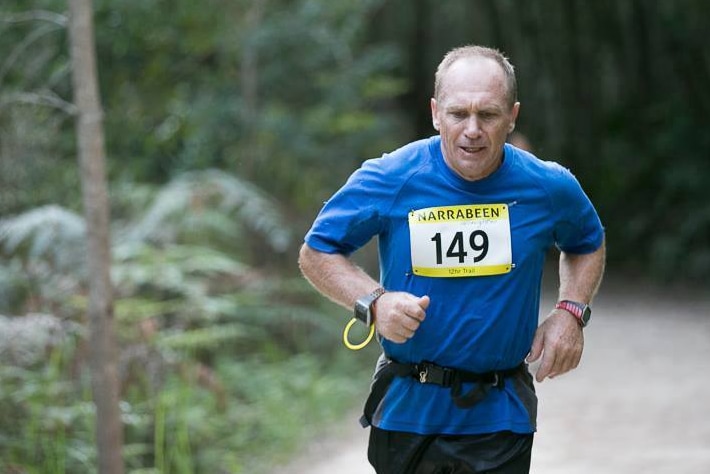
top-left (354, 288), bottom-right (385, 326)
top-left (354, 299), bottom-right (371, 324)
top-left (581, 306), bottom-right (592, 326)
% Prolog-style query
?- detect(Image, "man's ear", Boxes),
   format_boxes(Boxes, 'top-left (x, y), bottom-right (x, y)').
top-left (431, 98), bottom-right (440, 131)
top-left (509, 102), bottom-right (521, 133)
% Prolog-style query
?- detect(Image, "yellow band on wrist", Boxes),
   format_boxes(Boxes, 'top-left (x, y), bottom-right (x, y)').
top-left (342, 318), bottom-right (375, 350)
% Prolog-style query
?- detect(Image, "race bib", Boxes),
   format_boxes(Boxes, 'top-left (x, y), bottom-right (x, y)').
top-left (408, 204), bottom-right (512, 277)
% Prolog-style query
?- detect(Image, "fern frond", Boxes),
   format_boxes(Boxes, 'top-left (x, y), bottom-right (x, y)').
top-left (0, 261), bottom-right (27, 311)
top-left (0, 313), bottom-right (82, 366)
top-left (112, 242), bottom-right (249, 299)
top-left (0, 205), bottom-right (86, 272)
top-left (201, 170), bottom-right (291, 252)
top-left (157, 323), bottom-right (264, 351)
top-left (122, 170), bottom-right (291, 251)
top-left (114, 297), bottom-right (184, 324)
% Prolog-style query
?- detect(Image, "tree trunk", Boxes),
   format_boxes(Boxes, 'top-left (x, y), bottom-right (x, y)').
top-left (240, 0), bottom-right (266, 178)
top-left (67, 0), bottom-right (124, 473)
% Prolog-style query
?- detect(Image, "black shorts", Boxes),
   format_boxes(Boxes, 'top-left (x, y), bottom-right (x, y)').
top-left (368, 427), bottom-right (533, 474)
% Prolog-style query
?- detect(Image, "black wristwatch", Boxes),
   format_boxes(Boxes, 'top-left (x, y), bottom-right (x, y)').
top-left (354, 287), bottom-right (386, 326)
top-left (555, 300), bottom-right (592, 327)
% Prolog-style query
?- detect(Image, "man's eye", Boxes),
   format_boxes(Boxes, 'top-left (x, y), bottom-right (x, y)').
top-left (450, 112), bottom-right (467, 119)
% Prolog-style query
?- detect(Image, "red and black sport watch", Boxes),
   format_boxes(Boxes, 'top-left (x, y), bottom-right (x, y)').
top-left (555, 300), bottom-right (591, 327)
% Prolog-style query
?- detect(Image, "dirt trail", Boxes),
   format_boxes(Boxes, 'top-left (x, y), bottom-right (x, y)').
top-left (277, 279), bottom-right (710, 473)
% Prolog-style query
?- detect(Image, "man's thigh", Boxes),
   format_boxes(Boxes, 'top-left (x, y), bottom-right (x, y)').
top-left (368, 427), bottom-right (533, 474)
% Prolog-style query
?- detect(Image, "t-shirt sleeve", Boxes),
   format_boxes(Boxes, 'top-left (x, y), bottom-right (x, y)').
top-left (550, 166), bottom-right (605, 254)
top-left (304, 158), bottom-right (392, 255)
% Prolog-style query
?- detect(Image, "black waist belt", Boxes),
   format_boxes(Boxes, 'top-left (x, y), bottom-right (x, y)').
top-left (360, 359), bottom-right (526, 428)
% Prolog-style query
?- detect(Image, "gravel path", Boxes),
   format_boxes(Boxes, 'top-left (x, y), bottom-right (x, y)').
top-left (277, 278), bottom-right (710, 473)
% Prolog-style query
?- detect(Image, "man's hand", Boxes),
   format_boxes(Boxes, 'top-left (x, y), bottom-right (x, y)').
top-left (374, 293), bottom-right (430, 343)
top-left (526, 309), bottom-right (584, 382)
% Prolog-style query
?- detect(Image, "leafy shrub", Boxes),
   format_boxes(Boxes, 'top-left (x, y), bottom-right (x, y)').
top-left (0, 170), bottom-right (374, 472)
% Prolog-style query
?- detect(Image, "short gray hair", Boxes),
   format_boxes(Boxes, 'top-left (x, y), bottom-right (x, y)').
top-left (434, 45), bottom-right (518, 108)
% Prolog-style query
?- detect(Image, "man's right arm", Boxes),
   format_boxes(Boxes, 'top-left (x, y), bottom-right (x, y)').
top-left (298, 243), bottom-right (381, 312)
top-left (298, 243), bottom-right (428, 343)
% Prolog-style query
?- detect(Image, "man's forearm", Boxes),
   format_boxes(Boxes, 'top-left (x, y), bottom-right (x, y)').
top-left (558, 238), bottom-right (606, 304)
top-left (298, 243), bottom-right (381, 310)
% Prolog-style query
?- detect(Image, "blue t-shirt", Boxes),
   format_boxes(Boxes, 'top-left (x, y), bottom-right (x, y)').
top-left (305, 136), bottom-right (604, 435)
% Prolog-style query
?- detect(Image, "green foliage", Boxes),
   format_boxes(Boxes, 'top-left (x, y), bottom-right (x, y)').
top-left (0, 1), bottom-right (77, 216)
top-left (3, 0), bottom-right (709, 470)
top-left (570, 4), bottom-right (710, 281)
top-left (595, 109), bottom-right (710, 280)
top-left (0, 168), bottom-right (373, 472)
top-left (0, 315), bottom-right (94, 474)
top-left (67, 0), bottom-right (411, 217)
top-left (0, 316), bottom-right (371, 474)
top-left (1, 0), bottom-right (411, 260)
top-left (119, 169), bottom-right (291, 254)
top-left (3, 0), bottom-right (710, 279)
top-left (0, 206), bottom-right (86, 316)
top-left (0, 205), bottom-right (85, 270)
top-left (120, 354), bottom-right (371, 474)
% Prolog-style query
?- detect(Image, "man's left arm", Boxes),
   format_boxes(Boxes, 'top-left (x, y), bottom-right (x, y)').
top-left (527, 238), bottom-right (606, 382)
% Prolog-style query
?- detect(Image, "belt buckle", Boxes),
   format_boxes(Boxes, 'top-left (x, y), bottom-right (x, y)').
top-left (419, 366), bottom-right (428, 383)
top-left (417, 362), bottom-right (453, 386)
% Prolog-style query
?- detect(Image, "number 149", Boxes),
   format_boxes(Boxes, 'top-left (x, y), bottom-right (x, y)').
top-left (431, 231), bottom-right (489, 264)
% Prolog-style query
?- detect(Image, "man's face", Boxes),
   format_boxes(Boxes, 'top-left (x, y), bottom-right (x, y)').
top-left (431, 57), bottom-right (520, 181)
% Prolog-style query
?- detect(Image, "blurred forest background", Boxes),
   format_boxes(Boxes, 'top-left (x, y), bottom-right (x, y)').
top-left (1, 0), bottom-right (708, 472)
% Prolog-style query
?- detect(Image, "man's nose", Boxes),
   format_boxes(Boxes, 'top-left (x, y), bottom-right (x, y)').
top-left (464, 117), bottom-right (483, 137)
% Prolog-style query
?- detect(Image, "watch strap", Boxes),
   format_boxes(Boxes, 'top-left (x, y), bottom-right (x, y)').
top-left (555, 300), bottom-right (590, 327)
top-left (368, 287), bottom-right (386, 302)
